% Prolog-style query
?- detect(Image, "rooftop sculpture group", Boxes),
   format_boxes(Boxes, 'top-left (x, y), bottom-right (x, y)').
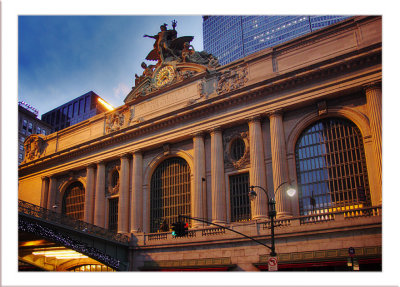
top-left (133, 20), bottom-right (219, 89)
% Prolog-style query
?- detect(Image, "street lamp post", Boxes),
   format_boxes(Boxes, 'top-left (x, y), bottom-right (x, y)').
top-left (248, 182), bottom-right (296, 257)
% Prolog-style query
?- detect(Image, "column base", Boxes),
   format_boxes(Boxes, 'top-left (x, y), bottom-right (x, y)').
top-left (211, 220), bottom-right (227, 226)
top-left (251, 215), bottom-right (268, 221)
top-left (192, 223), bottom-right (206, 229)
top-left (276, 212), bottom-right (293, 219)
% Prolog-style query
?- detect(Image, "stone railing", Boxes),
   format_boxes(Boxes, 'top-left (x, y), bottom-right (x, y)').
top-left (142, 206), bottom-right (381, 245)
top-left (18, 200), bottom-right (130, 245)
top-left (298, 205), bottom-right (381, 224)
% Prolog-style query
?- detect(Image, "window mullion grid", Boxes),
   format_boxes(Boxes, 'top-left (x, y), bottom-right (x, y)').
top-left (326, 122), bottom-right (339, 208)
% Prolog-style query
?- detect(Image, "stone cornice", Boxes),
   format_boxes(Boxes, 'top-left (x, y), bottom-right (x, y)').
top-left (18, 44), bottom-right (381, 176)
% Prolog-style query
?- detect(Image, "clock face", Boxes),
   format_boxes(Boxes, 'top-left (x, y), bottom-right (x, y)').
top-left (155, 65), bottom-right (175, 87)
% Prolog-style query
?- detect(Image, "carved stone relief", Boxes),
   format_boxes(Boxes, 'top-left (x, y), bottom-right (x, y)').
top-left (22, 134), bottom-right (46, 163)
top-left (217, 65), bottom-right (249, 95)
top-left (105, 111), bottom-right (125, 134)
top-left (317, 100), bottom-right (328, 116)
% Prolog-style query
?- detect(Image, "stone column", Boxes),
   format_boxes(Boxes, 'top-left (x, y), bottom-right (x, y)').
top-left (210, 128), bottom-right (226, 224)
top-left (248, 117), bottom-right (268, 220)
top-left (47, 176), bottom-right (57, 212)
top-left (94, 161), bottom-right (106, 228)
top-left (269, 111), bottom-right (292, 218)
top-left (130, 151), bottom-right (143, 233)
top-left (365, 83), bottom-right (382, 204)
top-left (118, 153), bottom-right (130, 234)
top-left (84, 164), bottom-right (96, 224)
top-left (40, 176), bottom-right (49, 208)
top-left (193, 133), bottom-right (206, 228)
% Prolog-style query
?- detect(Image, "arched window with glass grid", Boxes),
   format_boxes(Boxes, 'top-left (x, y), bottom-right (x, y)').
top-left (62, 181), bottom-right (85, 220)
top-left (150, 157), bottom-right (191, 233)
top-left (295, 117), bottom-right (371, 216)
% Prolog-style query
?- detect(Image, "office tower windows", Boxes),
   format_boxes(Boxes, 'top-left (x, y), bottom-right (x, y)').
top-left (203, 15), bottom-right (350, 65)
top-left (41, 91), bottom-right (112, 132)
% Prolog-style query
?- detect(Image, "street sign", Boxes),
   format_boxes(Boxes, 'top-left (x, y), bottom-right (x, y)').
top-left (268, 256), bottom-right (278, 271)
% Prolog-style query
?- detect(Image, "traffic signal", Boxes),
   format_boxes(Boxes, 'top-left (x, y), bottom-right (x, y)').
top-left (183, 222), bottom-right (189, 236)
top-left (171, 222), bottom-right (180, 237)
top-left (171, 221), bottom-right (188, 237)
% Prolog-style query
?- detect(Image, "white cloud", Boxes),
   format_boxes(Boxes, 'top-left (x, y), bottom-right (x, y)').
top-left (113, 82), bottom-right (131, 101)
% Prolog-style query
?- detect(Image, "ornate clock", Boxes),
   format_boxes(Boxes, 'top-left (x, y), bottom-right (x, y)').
top-left (154, 65), bottom-right (175, 87)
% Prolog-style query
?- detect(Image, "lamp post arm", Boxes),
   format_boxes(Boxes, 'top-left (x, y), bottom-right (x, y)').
top-left (251, 181), bottom-right (289, 199)
top-left (250, 185), bottom-right (270, 201)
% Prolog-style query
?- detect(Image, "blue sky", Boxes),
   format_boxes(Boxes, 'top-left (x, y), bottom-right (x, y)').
top-left (18, 15), bottom-right (204, 117)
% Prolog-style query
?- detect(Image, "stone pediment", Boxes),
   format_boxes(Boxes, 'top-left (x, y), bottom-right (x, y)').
top-left (124, 62), bottom-right (213, 104)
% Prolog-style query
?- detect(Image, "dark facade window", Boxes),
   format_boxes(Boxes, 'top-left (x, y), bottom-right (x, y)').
top-left (295, 117), bottom-right (371, 215)
top-left (62, 181), bottom-right (85, 220)
top-left (68, 104), bottom-right (73, 119)
top-left (74, 101), bottom-right (79, 117)
top-left (62, 107), bottom-right (67, 122)
top-left (79, 99), bottom-right (84, 115)
top-left (230, 138), bottom-right (246, 161)
top-left (229, 172), bottom-right (251, 222)
top-left (108, 198), bottom-right (119, 232)
top-left (51, 112), bottom-right (55, 125)
top-left (27, 122), bottom-right (33, 135)
top-left (56, 110), bottom-right (60, 125)
top-left (150, 157), bottom-right (191, 233)
top-left (85, 96), bottom-right (91, 113)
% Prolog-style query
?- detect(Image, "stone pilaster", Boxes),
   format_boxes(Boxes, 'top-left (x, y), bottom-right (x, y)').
top-left (269, 111), bottom-right (292, 218)
top-left (210, 128), bottom-right (227, 224)
top-left (118, 153), bottom-right (130, 233)
top-left (193, 133), bottom-right (206, 228)
top-left (40, 176), bottom-right (49, 209)
top-left (94, 161), bottom-right (106, 228)
top-left (365, 83), bottom-right (382, 204)
top-left (130, 151), bottom-right (143, 233)
top-left (248, 117), bottom-right (268, 220)
top-left (47, 177), bottom-right (57, 212)
top-left (84, 164), bottom-right (96, 224)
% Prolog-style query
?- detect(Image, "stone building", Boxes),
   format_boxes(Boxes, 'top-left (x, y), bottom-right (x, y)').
top-left (18, 16), bottom-right (382, 271)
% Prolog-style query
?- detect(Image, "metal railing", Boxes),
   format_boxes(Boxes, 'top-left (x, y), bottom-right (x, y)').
top-left (18, 200), bottom-right (130, 244)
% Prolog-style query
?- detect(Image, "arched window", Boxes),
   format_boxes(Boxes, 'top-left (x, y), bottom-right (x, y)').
top-left (295, 117), bottom-right (371, 215)
top-left (62, 181), bottom-right (85, 220)
top-left (150, 157), bottom-right (191, 233)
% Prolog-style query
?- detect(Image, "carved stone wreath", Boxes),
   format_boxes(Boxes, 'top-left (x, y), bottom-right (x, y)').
top-left (106, 161), bottom-right (121, 197)
top-left (223, 131), bottom-right (250, 169)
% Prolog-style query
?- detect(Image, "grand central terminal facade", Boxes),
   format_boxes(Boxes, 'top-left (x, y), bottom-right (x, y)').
top-left (18, 16), bottom-right (382, 271)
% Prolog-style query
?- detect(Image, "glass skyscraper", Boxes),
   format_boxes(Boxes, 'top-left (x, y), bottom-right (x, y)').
top-left (203, 15), bottom-right (350, 65)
